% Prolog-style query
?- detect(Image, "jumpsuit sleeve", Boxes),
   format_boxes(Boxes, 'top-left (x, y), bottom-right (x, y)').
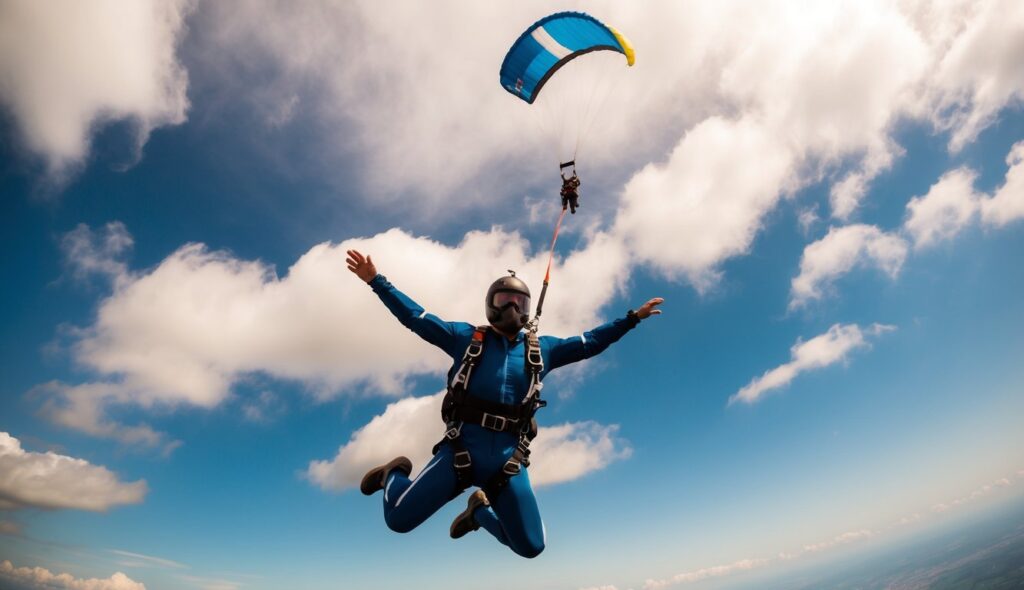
top-left (542, 313), bottom-right (641, 371)
top-left (369, 274), bottom-right (463, 357)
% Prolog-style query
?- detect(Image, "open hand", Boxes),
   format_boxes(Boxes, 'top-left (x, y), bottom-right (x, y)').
top-left (346, 249), bottom-right (377, 283)
top-left (636, 297), bottom-right (664, 320)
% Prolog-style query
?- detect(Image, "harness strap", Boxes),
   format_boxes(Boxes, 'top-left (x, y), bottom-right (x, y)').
top-left (435, 326), bottom-right (548, 499)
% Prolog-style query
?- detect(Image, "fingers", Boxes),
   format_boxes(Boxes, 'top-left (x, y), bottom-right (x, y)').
top-left (346, 249), bottom-right (365, 264)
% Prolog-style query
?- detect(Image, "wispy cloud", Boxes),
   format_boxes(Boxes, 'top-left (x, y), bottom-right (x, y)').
top-left (643, 558), bottom-right (771, 589)
top-left (729, 323), bottom-right (895, 405)
top-left (110, 549), bottom-right (186, 570)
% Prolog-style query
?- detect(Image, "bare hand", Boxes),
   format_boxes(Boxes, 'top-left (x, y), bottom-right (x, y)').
top-left (636, 297), bottom-right (664, 320)
top-left (346, 249), bottom-right (377, 283)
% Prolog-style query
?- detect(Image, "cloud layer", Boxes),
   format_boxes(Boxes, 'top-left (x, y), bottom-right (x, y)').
top-left (730, 323), bottom-right (895, 405)
top-left (0, 432), bottom-right (146, 511)
top-left (307, 392), bottom-right (631, 492)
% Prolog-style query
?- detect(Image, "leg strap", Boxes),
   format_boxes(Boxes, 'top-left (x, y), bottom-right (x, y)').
top-left (438, 421), bottom-right (474, 493)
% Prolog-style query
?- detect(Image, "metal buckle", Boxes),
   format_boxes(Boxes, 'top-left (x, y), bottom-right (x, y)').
top-left (453, 451), bottom-right (472, 469)
top-left (502, 460), bottom-right (521, 476)
top-left (445, 422), bottom-right (461, 440)
top-left (481, 413), bottom-right (508, 431)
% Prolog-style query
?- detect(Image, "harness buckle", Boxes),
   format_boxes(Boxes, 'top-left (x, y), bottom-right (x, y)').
top-left (481, 413), bottom-right (509, 432)
top-left (444, 422), bottom-right (462, 440)
top-left (502, 460), bottom-right (521, 476)
top-left (453, 451), bottom-right (472, 469)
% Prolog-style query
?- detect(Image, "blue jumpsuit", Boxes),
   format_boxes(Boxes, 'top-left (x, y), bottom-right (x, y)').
top-left (369, 274), bottom-right (638, 558)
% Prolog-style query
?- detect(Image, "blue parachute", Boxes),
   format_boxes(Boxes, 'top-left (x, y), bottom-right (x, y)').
top-left (500, 12), bottom-right (635, 105)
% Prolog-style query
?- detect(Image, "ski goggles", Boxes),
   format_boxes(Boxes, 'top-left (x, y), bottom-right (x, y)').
top-left (492, 291), bottom-right (530, 314)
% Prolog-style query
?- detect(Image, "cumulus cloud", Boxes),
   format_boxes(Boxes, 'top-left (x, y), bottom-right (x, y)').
top-left (307, 392), bottom-right (631, 492)
top-left (188, 1), bottom-right (1024, 228)
top-left (612, 115), bottom-right (796, 289)
top-left (790, 225), bottom-right (908, 308)
top-left (0, 561), bottom-right (145, 590)
top-left (729, 323), bottom-right (895, 405)
top-left (904, 168), bottom-right (983, 248)
top-left (926, 0), bottom-right (1024, 152)
top-left (0, 0), bottom-right (192, 181)
top-left (903, 141), bottom-right (1024, 247)
top-left (0, 431), bottom-right (146, 511)
top-left (979, 141), bottom-right (1024, 227)
top-left (41, 223), bottom-right (630, 445)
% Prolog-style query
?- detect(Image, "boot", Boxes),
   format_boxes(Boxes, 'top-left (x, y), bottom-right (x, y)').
top-left (360, 456), bottom-right (413, 496)
top-left (450, 489), bottom-right (489, 539)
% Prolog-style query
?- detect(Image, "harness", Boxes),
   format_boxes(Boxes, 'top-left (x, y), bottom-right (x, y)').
top-left (434, 326), bottom-right (547, 498)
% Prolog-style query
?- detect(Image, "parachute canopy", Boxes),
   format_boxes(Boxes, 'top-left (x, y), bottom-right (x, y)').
top-left (500, 12), bottom-right (635, 104)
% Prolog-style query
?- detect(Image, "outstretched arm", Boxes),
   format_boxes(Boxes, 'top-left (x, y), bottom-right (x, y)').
top-left (545, 298), bottom-right (664, 371)
top-left (347, 249), bottom-right (461, 356)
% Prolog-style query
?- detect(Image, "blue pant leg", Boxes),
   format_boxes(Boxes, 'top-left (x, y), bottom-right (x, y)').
top-left (382, 446), bottom-right (459, 533)
top-left (474, 468), bottom-right (545, 558)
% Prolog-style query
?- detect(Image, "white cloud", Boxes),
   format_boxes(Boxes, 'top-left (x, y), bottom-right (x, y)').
top-left (926, 0), bottom-right (1024, 152)
top-left (901, 141), bottom-right (1024, 247)
top-left (729, 324), bottom-right (895, 405)
top-left (0, 0), bottom-right (191, 181)
top-left (801, 529), bottom-right (874, 553)
top-left (790, 225), bottom-right (908, 308)
top-left (37, 381), bottom-right (180, 455)
top-left (904, 168), bottom-right (983, 248)
top-left (0, 432), bottom-right (146, 511)
top-left (42, 223), bottom-right (629, 446)
top-left (0, 561), bottom-right (145, 590)
top-left (307, 392), bottom-right (631, 492)
top-left (109, 550), bottom-right (185, 570)
top-left (612, 116), bottom-right (796, 289)
top-left (980, 141), bottom-right (1024, 227)
top-left (61, 222), bottom-right (134, 283)
top-left (643, 558), bottom-right (770, 590)
top-left (189, 0), bottom-right (1024, 228)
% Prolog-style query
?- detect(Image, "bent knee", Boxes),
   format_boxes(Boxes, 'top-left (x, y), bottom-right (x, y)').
top-left (515, 539), bottom-right (545, 559)
top-left (384, 513), bottom-right (417, 534)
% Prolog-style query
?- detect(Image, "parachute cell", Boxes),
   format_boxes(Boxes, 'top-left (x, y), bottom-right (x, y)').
top-left (500, 12), bottom-right (635, 104)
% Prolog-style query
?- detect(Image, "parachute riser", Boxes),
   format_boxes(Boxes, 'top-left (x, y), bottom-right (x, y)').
top-left (527, 279), bottom-right (550, 335)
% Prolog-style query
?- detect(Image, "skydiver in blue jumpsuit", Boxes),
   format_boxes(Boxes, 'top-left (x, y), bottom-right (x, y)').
top-left (346, 249), bottom-right (663, 558)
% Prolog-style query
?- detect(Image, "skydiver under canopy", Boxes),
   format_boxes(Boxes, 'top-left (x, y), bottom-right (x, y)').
top-left (347, 249), bottom-right (663, 557)
top-left (560, 161), bottom-right (581, 214)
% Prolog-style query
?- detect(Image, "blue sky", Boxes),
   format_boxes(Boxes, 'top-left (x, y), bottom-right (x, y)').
top-left (1, 2), bottom-right (1023, 590)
